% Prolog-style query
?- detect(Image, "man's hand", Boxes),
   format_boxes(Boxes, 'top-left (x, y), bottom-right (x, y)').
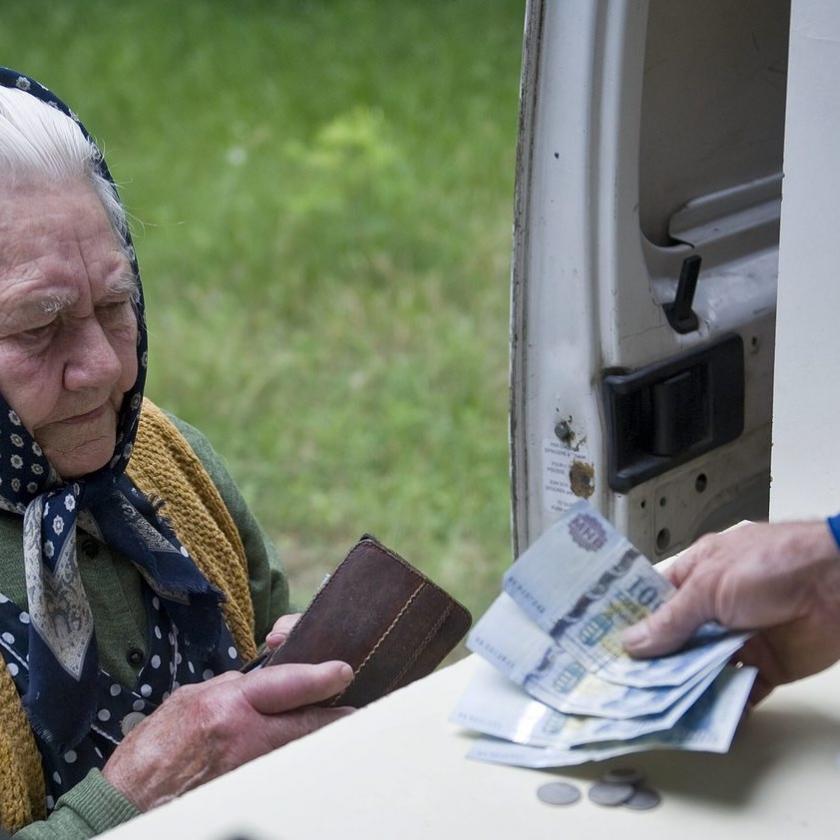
top-left (621, 521), bottom-right (840, 702)
top-left (103, 661), bottom-right (353, 811)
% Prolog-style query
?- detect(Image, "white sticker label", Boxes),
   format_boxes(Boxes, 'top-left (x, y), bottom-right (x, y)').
top-left (543, 437), bottom-right (595, 513)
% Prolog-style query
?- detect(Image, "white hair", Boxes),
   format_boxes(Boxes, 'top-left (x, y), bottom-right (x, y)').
top-left (0, 86), bottom-right (128, 247)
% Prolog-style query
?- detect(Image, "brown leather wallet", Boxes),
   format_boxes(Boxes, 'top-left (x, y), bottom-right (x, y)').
top-left (254, 534), bottom-right (472, 707)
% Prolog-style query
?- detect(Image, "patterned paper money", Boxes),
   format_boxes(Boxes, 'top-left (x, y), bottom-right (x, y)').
top-left (468, 592), bottom-right (723, 719)
top-left (502, 501), bottom-right (748, 688)
top-left (451, 659), bottom-right (725, 749)
top-left (465, 665), bottom-right (757, 768)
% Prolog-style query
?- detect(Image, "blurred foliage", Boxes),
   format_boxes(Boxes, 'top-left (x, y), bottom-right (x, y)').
top-left (0, 0), bottom-right (525, 619)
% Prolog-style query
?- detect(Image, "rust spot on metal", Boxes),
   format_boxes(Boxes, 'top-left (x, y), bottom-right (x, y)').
top-left (569, 460), bottom-right (595, 498)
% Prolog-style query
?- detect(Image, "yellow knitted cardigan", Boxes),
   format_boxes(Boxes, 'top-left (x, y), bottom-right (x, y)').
top-left (0, 399), bottom-right (258, 832)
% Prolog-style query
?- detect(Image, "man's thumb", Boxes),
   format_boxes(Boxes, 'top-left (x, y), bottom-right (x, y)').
top-left (621, 586), bottom-right (710, 658)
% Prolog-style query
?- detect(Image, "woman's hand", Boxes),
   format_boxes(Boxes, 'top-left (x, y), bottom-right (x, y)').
top-left (621, 521), bottom-right (840, 703)
top-left (265, 612), bottom-right (302, 649)
top-left (102, 661), bottom-right (353, 811)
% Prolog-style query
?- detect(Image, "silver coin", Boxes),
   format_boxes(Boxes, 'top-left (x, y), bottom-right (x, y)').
top-left (537, 781), bottom-right (582, 806)
top-left (602, 767), bottom-right (644, 786)
top-left (624, 787), bottom-right (662, 811)
top-left (588, 781), bottom-right (635, 806)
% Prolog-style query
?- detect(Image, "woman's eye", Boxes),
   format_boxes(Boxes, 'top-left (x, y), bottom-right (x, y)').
top-left (97, 301), bottom-right (131, 325)
top-left (20, 322), bottom-right (56, 343)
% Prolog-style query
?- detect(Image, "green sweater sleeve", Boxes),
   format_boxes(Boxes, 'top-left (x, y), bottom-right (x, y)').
top-left (167, 413), bottom-right (291, 641)
top-left (13, 770), bottom-right (139, 839)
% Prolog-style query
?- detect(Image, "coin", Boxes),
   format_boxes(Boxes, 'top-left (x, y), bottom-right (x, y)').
top-left (536, 781), bottom-right (582, 806)
top-left (624, 787), bottom-right (662, 811)
top-left (588, 781), bottom-right (635, 806)
top-left (602, 767), bottom-right (644, 786)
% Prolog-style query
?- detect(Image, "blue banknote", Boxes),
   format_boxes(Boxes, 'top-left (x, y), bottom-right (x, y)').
top-left (464, 665), bottom-right (757, 767)
top-left (503, 501), bottom-right (749, 688)
top-left (468, 592), bottom-right (725, 719)
top-left (451, 658), bottom-right (729, 750)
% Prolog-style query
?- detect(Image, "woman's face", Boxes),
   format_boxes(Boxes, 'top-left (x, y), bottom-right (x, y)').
top-left (0, 180), bottom-right (138, 478)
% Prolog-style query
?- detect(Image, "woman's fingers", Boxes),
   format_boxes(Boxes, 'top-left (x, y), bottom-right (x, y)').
top-left (239, 661), bottom-right (353, 715)
top-left (266, 612), bottom-right (303, 648)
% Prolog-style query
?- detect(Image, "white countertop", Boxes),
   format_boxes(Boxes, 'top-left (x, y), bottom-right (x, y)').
top-left (101, 654), bottom-right (840, 839)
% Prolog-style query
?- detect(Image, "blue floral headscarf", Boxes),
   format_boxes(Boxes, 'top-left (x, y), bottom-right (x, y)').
top-left (0, 68), bottom-right (224, 752)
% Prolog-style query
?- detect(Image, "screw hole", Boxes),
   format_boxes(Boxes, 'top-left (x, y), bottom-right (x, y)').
top-left (656, 528), bottom-right (671, 552)
top-left (695, 473), bottom-right (708, 493)
top-left (659, 497), bottom-right (667, 508)
top-left (554, 419), bottom-right (574, 446)
top-left (640, 500), bottom-right (646, 509)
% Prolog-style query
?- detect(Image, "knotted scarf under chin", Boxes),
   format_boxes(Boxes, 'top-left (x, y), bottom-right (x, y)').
top-left (19, 469), bottom-right (224, 751)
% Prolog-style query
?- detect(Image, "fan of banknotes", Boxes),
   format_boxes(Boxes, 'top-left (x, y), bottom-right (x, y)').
top-left (451, 501), bottom-right (756, 768)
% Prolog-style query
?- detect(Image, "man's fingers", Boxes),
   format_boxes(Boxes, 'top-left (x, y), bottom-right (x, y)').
top-left (266, 613), bottom-right (303, 648)
top-left (738, 640), bottom-right (777, 707)
top-left (663, 547), bottom-right (700, 588)
top-left (239, 661), bottom-right (353, 715)
top-left (746, 674), bottom-right (775, 707)
top-left (735, 635), bottom-right (785, 705)
top-left (621, 584), bottom-right (712, 658)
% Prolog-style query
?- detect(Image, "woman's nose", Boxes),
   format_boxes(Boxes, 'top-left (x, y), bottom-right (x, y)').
top-left (62, 317), bottom-right (123, 393)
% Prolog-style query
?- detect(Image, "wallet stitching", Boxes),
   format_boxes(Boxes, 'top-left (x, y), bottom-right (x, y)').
top-left (328, 580), bottom-right (426, 705)
top-left (268, 538), bottom-right (469, 692)
top-left (280, 540), bottom-right (469, 651)
top-left (358, 537), bottom-right (471, 618)
top-left (382, 601), bottom-right (454, 696)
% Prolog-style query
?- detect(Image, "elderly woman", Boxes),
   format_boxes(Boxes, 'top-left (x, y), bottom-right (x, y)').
top-left (0, 69), bottom-right (352, 838)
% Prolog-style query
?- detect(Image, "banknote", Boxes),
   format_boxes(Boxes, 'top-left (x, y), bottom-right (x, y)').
top-left (450, 661), bottom-right (566, 747)
top-left (503, 501), bottom-right (749, 688)
top-left (451, 659), bottom-right (725, 749)
top-left (465, 665), bottom-right (757, 767)
top-left (468, 592), bottom-right (725, 719)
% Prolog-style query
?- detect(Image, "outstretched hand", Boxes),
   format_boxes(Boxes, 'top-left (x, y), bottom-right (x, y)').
top-left (621, 521), bottom-right (840, 703)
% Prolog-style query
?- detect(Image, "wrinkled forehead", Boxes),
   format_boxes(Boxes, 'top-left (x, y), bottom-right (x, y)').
top-left (0, 181), bottom-right (136, 315)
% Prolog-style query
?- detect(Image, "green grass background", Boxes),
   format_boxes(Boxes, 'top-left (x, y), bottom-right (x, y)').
top-left (0, 0), bottom-right (524, 621)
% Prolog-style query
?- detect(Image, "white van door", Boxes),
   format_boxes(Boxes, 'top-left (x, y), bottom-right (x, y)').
top-left (510, 0), bottom-right (790, 560)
